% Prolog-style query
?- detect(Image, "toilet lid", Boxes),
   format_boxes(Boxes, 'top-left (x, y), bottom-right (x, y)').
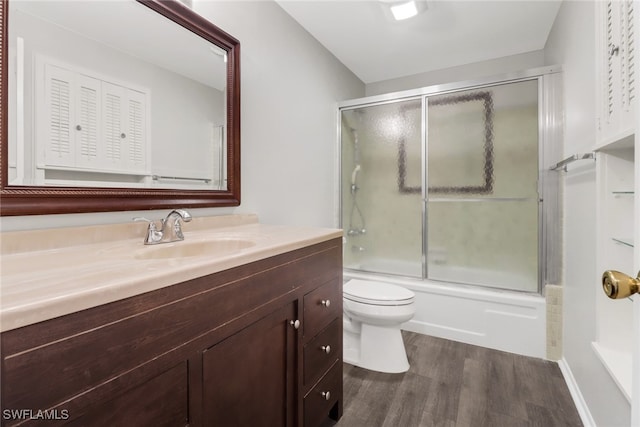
top-left (344, 279), bottom-right (415, 306)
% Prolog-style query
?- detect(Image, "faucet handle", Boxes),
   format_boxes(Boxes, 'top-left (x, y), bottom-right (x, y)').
top-left (133, 217), bottom-right (158, 230)
top-left (133, 217), bottom-right (163, 244)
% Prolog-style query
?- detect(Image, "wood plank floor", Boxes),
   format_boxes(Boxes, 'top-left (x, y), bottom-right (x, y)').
top-left (328, 331), bottom-right (583, 427)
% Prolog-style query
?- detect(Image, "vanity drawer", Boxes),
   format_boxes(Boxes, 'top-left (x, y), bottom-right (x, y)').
top-left (304, 318), bottom-right (340, 386)
top-left (303, 279), bottom-right (341, 340)
top-left (303, 361), bottom-right (342, 427)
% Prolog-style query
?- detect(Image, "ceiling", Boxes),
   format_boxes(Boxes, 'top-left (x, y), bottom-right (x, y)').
top-left (275, 0), bottom-right (562, 84)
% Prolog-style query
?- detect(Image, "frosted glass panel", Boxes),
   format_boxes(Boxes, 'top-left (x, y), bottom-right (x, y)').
top-left (341, 99), bottom-right (422, 277)
top-left (428, 80), bottom-right (539, 198)
top-left (427, 200), bottom-right (539, 291)
top-left (428, 92), bottom-right (492, 193)
top-left (427, 80), bottom-right (539, 291)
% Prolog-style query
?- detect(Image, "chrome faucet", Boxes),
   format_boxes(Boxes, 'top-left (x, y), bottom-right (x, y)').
top-left (134, 209), bottom-right (192, 245)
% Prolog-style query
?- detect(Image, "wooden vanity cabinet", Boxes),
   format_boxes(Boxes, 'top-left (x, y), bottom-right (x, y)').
top-left (0, 238), bottom-right (343, 427)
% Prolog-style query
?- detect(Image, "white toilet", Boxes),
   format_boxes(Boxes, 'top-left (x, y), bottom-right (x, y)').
top-left (343, 279), bottom-right (416, 373)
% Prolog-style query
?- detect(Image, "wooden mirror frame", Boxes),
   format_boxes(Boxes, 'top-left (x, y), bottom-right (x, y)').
top-left (0, 0), bottom-right (240, 216)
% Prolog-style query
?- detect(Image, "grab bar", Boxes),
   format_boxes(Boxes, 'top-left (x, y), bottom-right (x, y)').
top-left (549, 153), bottom-right (595, 171)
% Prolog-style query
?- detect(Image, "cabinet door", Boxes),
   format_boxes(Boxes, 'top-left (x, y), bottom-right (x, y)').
top-left (202, 302), bottom-right (298, 426)
top-left (125, 88), bottom-right (147, 171)
top-left (102, 83), bottom-right (147, 173)
top-left (596, 0), bottom-right (636, 143)
top-left (43, 64), bottom-right (74, 167)
top-left (102, 81), bottom-right (127, 171)
top-left (75, 74), bottom-right (101, 168)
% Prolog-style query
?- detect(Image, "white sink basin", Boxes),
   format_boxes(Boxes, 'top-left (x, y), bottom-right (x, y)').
top-left (134, 238), bottom-right (256, 260)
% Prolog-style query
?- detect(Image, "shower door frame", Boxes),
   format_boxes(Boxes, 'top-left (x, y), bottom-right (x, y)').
top-left (337, 65), bottom-right (562, 295)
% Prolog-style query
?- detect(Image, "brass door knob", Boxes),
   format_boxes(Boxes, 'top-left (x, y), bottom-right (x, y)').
top-left (602, 270), bottom-right (640, 299)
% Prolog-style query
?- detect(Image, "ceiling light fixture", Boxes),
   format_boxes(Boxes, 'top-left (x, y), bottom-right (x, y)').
top-left (390, 1), bottom-right (418, 20)
top-left (380, 0), bottom-right (427, 21)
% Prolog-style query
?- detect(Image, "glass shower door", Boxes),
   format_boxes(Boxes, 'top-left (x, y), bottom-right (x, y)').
top-left (425, 80), bottom-right (540, 292)
top-left (341, 99), bottom-right (422, 277)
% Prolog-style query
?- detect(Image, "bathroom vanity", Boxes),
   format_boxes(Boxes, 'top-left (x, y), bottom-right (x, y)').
top-left (0, 215), bottom-right (343, 427)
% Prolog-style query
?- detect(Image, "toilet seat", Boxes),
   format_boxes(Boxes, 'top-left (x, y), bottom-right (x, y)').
top-left (344, 279), bottom-right (415, 306)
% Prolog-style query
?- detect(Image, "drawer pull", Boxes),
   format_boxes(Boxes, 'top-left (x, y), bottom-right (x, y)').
top-left (321, 345), bottom-right (331, 354)
top-left (321, 391), bottom-right (331, 401)
top-left (290, 319), bottom-right (300, 329)
top-left (321, 299), bottom-right (331, 308)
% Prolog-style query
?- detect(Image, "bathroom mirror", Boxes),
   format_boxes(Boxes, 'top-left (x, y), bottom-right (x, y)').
top-left (0, 0), bottom-right (241, 216)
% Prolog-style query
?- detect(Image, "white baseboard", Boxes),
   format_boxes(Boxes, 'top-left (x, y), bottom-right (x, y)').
top-left (558, 357), bottom-right (596, 427)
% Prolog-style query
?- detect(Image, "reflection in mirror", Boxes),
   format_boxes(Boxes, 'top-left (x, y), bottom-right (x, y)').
top-left (8, 0), bottom-right (226, 190)
top-left (0, 0), bottom-right (241, 216)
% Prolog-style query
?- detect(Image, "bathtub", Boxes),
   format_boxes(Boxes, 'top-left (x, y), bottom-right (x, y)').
top-left (344, 259), bottom-right (547, 359)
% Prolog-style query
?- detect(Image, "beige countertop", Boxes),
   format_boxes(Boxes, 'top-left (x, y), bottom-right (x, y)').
top-left (0, 214), bottom-right (342, 333)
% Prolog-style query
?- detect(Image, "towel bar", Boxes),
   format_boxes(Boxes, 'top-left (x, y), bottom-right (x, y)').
top-left (549, 153), bottom-right (595, 171)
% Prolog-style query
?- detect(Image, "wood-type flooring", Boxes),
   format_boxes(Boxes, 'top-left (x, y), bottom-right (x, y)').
top-left (326, 331), bottom-right (583, 427)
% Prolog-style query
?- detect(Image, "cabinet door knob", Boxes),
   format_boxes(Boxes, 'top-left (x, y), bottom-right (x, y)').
top-left (321, 299), bottom-right (331, 307)
top-left (321, 391), bottom-right (331, 401)
top-left (290, 319), bottom-right (300, 329)
top-left (75, 125), bottom-right (82, 131)
top-left (321, 345), bottom-right (331, 354)
top-left (121, 132), bottom-right (127, 139)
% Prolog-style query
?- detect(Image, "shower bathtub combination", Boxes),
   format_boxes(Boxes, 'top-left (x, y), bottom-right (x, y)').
top-left (338, 67), bottom-right (563, 358)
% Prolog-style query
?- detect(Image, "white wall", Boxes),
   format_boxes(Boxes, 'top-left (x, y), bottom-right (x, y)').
top-left (194, 1), bottom-right (364, 228)
top-left (1, 0), bottom-right (364, 232)
top-left (544, 2), bottom-right (631, 426)
top-left (365, 50), bottom-right (545, 96)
